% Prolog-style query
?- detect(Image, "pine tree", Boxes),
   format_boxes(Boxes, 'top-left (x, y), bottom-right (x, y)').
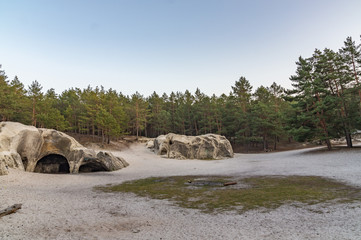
top-left (28, 80), bottom-right (43, 127)
top-left (0, 67), bottom-right (11, 121)
top-left (9, 76), bottom-right (30, 123)
top-left (129, 92), bottom-right (149, 138)
top-left (340, 36), bottom-right (361, 107)
top-left (60, 88), bottom-right (82, 133)
top-left (231, 76), bottom-right (253, 149)
top-left (37, 89), bottom-right (66, 130)
top-left (148, 92), bottom-right (167, 137)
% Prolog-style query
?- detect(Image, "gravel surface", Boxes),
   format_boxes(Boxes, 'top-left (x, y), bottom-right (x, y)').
top-left (1, 144), bottom-right (361, 240)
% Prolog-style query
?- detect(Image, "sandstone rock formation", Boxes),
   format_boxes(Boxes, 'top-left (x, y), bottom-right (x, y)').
top-left (146, 140), bottom-right (154, 149)
top-left (151, 133), bottom-right (234, 160)
top-left (0, 122), bottom-right (128, 175)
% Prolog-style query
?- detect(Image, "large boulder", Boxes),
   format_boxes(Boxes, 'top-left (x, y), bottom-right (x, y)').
top-left (152, 133), bottom-right (234, 160)
top-left (0, 122), bottom-right (128, 175)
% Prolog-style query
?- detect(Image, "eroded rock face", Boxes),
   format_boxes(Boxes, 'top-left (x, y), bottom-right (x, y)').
top-left (151, 133), bottom-right (234, 160)
top-left (0, 122), bottom-right (128, 175)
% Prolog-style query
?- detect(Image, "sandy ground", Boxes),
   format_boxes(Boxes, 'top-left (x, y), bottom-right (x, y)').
top-left (1, 144), bottom-right (361, 240)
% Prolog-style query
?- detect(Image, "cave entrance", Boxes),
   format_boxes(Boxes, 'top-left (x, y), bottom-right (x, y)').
top-left (159, 147), bottom-right (168, 155)
top-left (22, 157), bottom-right (28, 170)
top-left (34, 154), bottom-right (70, 174)
top-left (79, 160), bottom-right (107, 173)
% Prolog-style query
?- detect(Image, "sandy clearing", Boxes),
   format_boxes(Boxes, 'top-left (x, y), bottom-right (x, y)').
top-left (1, 143), bottom-right (361, 240)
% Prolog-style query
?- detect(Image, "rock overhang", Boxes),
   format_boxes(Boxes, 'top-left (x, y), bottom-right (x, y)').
top-left (0, 121), bottom-right (128, 175)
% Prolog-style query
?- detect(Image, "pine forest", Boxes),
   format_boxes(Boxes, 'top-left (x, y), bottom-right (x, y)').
top-left (1, 36), bottom-right (361, 151)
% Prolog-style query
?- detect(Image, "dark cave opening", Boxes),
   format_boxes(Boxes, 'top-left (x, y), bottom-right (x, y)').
top-left (22, 157), bottom-right (28, 170)
top-left (34, 154), bottom-right (70, 174)
top-left (160, 147), bottom-right (168, 155)
top-left (79, 160), bottom-right (107, 173)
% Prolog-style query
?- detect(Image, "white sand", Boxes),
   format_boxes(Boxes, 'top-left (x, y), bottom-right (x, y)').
top-left (1, 144), bottom-right (361, 240)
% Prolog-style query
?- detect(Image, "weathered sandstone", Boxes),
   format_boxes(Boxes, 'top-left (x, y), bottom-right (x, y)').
top-left (0, 122), bottom-right (128, 175)
top-left (151, 133), bottom-right (234, 160)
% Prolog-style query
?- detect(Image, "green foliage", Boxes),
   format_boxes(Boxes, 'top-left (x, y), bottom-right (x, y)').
top-left (128, 92), bottom-right (149, 138)
top-left (37, 89), bottom-right (67, 130)
top-left (288, 39), bottom-right (361, 148)
top-left (147, 91), bottom-right (171, 136)
top-left (0, 35), bottom-right (360, 148)
top-left (28, 80), bottom-right (43, 126)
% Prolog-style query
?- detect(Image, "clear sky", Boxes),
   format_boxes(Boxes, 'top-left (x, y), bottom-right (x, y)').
top-left (1, 0), bottom-right (361, 97)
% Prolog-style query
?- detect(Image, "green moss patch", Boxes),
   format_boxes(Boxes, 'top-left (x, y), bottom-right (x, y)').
top-left (98, 175), bottom-right (361, 213)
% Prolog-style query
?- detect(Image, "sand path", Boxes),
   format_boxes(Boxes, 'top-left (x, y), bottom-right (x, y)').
top-left (1, 144), bottom-right (361, 239)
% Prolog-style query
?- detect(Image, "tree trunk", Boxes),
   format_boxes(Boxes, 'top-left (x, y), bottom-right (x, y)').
top-left (345, 130), bottom-right (353, 148)
top-left (273, 136), bottom-right (277, 150)
top-left (263, 134), bottom-right (268, 151)
top-left (32, 99), bottom-right (36, 126)
top-left (101, 129), bottom-right (105, 144)
top-left (315, 93), bottom-right (332, 151)
top-left (136, 100), bottom-right (139, 139)
top-left (332, 77), bottom-right (353, 148)
top-left (194, 121), bottom-right (198, 135)
top-left (245, 141), bottom-right (250, 153)
top-left (144, 120), bottom-right (147, 137)
top-left (325, 139), bottom-right (332, 151)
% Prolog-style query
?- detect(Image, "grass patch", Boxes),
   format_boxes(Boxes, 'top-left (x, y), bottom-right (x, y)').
top-left (98, 175), bottom-right (361, 213)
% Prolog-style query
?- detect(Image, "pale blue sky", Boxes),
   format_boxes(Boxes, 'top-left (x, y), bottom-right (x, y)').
top-left (1, 0), bottom-right (361, 96)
